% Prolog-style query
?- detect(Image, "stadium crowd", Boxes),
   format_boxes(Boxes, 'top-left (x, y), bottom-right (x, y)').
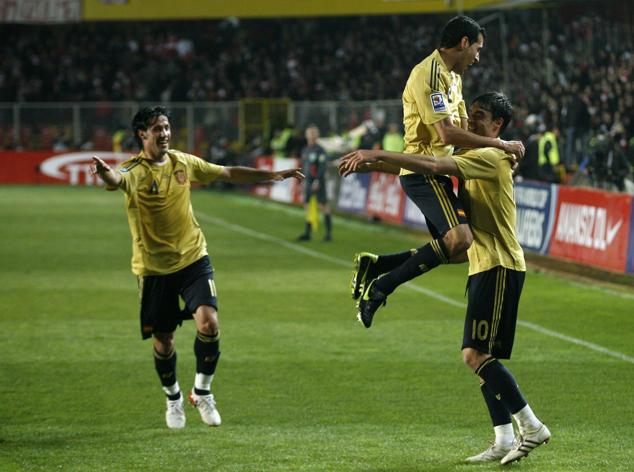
top-left (1, 1), bottom-right (632, 189)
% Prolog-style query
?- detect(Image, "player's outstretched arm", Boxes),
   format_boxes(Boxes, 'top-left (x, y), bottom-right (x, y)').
top-left (218, 166), bottom-right (305, 184)
top-left (91, 156), bottom-right (122, 188)
top-left (337, 157), bottom-right (401, 177)
top-left (339, 149), bottom-right (459, 177)
top-left (434, 118), bottom-right (525, 161)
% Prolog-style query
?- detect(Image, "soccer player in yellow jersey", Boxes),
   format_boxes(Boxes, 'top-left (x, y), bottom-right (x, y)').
top-left (340, 92), bottom-right (550, 465)
top-left (350, 16), bottom-right (525, 327)
top-left (91, 106), bottom-right (304, 429)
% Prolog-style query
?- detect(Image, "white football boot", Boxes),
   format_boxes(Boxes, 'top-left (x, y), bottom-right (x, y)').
top-left (500, 424), bottom-right (551, 465)
top-left (189, 389), bottom-right (222, 426)
top-left (165, 397), bottom-right (186, 429)
top-left (465, 442), bottom-right (513, 462)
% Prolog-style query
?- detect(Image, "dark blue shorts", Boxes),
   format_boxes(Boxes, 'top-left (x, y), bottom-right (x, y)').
top-left (400, 173), bottom-right (468, 239)
top-left (462, 267), bottom-right (525, 359)
top-left (304, 179), bottom-right (328, 204)
top-left (138, 255), bottom-right (218, 339)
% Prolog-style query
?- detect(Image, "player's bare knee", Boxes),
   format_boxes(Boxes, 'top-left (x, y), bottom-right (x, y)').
top-left (199, 320), bottom-right (219, 336)
top-left (462, 347), bottom-right (485, 371)
top-left (153, 333), bottom-right (175, 355)
top-left (444, 225), bottom-right (473, 256)
top-left (194, 305), bottom-right (219, 336)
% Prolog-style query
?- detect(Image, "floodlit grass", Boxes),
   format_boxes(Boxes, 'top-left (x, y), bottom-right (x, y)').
top-left (1, 185), bottom-right (633, 471)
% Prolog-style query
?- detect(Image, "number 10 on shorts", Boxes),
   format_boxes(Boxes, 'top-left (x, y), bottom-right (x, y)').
top-left (472, 319), bottom-right (489, 341)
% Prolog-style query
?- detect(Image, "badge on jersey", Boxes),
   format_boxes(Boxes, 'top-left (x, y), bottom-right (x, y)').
top-left (175, 170), bottom-right (187, 185)
top-left (430, 92), bottom-right (447, 113)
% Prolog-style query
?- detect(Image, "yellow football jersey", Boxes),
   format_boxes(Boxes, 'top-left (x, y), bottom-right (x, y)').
top-left (401, 49), bottom-right (468, 175)
top-left (110, 149), bottom-right (224, 276)
top-left (452, 147), bottom-right (526, 275)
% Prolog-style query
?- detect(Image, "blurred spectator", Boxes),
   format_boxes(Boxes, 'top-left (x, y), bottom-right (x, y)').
top-left (561, 84), bottom-right (590, 168)
top-left (52, 127), bottom-right (71, 152)
top-left (270, 124), bottom-right (296, 158)
top-left (1, 1), bottom-right (632, 191)
top-left (382, 122), bottom-right (404, 152)
top-left (537, 122), bottom-right (563, 183)
top-left (207, 132), bottom-right (237, 167)
top-left (587, 127), bottom-right (631, 192)
top-left (358, 110), bottom-right (386, 150)
top-left (517, 114), bottom-right (543, 181)
top-left (112, 125), bottom-right (136, 152)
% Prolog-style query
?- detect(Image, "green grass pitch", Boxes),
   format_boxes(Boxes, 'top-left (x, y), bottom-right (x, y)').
top-left (1, 185), bottom-right (633, 471)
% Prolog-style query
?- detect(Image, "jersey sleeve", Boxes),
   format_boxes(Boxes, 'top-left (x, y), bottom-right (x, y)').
top-left (452, 149), bottom-right (509, 181)
top-left (458, 99), bottom-right (468, 120)
top-left (409, 66), bottom-right (451, 126)
top-left (457, 76), bottom-right (468, 120)
top-left (114, 158), bottom-right (140, 194)
top-left (182, 153), bottom-right (224, 184)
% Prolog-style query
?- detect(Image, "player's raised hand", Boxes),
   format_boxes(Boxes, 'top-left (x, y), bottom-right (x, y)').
top-left (90, 156), bottom-right (112, 176)
top-left (273, 168), bottom-right (305, 181)
top-left (91, 156), bottom-right (122, 186)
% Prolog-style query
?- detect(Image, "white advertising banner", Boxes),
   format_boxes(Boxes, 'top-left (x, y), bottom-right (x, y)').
top-left (0, 0), bottom-right (81, 23)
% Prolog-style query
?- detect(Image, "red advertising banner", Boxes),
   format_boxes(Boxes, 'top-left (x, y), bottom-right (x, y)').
top-left (548, 186), bottom-right (632, 272)
top-left (366, 172), bottom-right (404, 223)
top-left (0, 151), bottom-right (131, 185)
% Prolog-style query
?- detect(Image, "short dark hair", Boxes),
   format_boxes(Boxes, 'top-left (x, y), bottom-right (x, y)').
top-left (471, 92), bottom-right (513, 134)
top-left (131, 106), bottom-right (170, 148)
top-left (439, 16), bottom-right (486, 49)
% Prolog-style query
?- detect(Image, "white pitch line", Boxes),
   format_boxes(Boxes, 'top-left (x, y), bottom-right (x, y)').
top-left (198, 211), bottom-right (634, 365)
top-left (518, 321), bottom-right (634, 364)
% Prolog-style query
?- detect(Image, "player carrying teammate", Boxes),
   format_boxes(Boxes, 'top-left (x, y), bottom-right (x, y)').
top-left (340, 92), bottom-right (550, 465)
top-left (350, 15), bottom-right (525, 328)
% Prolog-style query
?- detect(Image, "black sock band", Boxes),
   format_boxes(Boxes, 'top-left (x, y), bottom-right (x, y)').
top-left (374, 249), bottom-right (416, 274)
top-left (154, 348), bottom-right (177, 388)
top-left (480, 382), bottom-right (512, 426)
top-left (375, 239), bottom-right (448, 295)
top-left (476, 358), bottom-right (527, 414)
top-left (194, 331), bottom-right (221, 375)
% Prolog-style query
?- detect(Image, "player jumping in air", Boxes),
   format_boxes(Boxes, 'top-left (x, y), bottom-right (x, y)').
top-left (349, 16), bottom-right (525, 328)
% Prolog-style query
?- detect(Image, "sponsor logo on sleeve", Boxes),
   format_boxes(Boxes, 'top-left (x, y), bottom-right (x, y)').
top-left (430, 92), bottom-right (447, 112)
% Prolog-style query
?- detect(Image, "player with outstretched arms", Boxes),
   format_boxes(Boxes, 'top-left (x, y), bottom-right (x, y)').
top-left (92, 106), bottom-right (303, 429)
